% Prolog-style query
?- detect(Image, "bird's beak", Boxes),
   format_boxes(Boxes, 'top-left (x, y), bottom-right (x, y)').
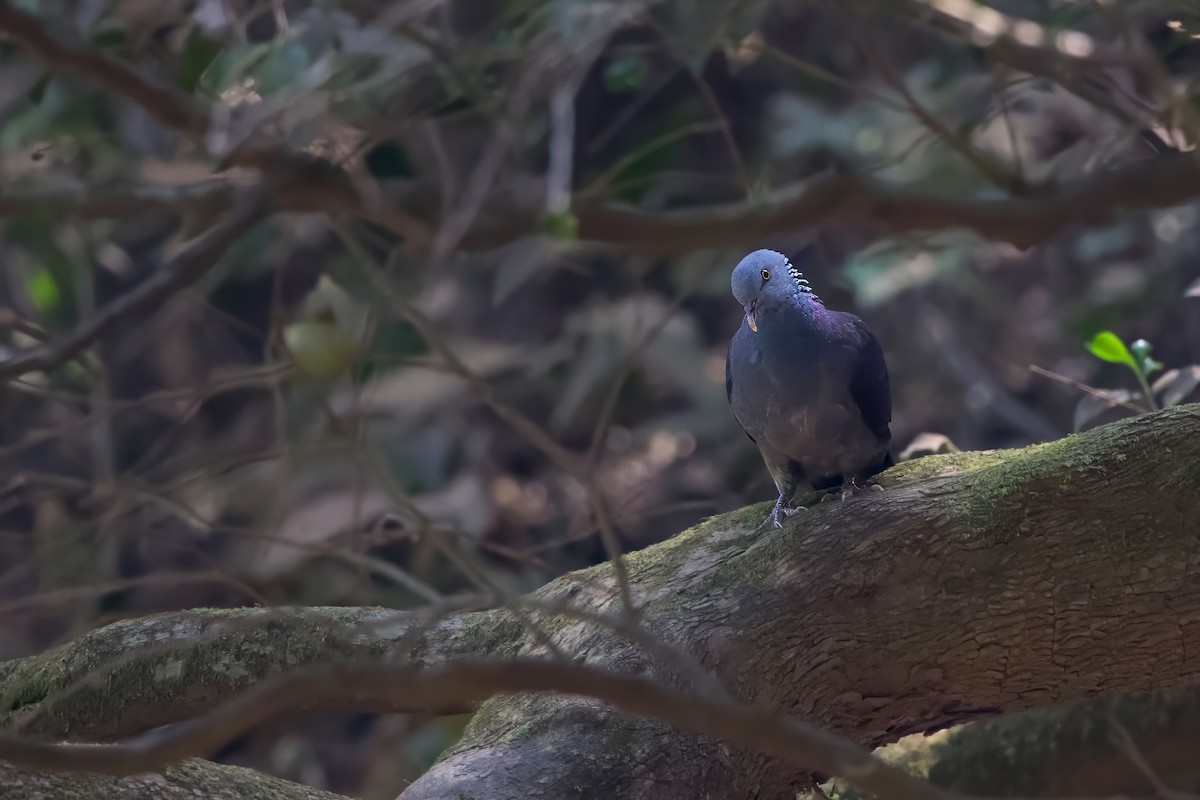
top-left (744, 302), bottom-right (758, 333)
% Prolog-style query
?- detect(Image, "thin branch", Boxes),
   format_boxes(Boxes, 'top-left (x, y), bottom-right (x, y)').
top-left (0, 176), bottom-right (433, 245)
top-left (1110, 719), bottom-right (1196, 800)
top-left (5, 150), bottom-right (1200, 257)
top-left (0, 181), bottom-right (241, 219)
top-left (0, 657), bottom-right (959, 800)
top-left (428, 44), bottom-right (547, 262)
top-left (1029, 365), bottom-right (1147, 414)
top-left (332, 228), bottom-right (638, 618)
top-left (544, 150), bottom-right (1200, 254)
top-left (0, 309), bottom-right (49, 342)
top-left (396, 304), bottom-right (637, 614)
top-left (919, 305), bottom-right (1060, 441)
top-left (0, 1), bottom-right (204, 136)
top-left (0, 0), bottom-right (287, 172)
top-left (988, 65), bottom-right (1027, 178)
top-left (579, 120), bottom-right (727, 199)
top-left (546, 79), bottom-right (580, 217)
top-left (0, 0), bottom-right (434, 248)
top-left (915, 0), bottom-right (1142, 68)
top-left (842, 8), bottom-right (1022, 193)
top-left (0, 571), bottom-right (245, 616)
top-left (760, 43), bottom-right (907, 112)
top-left (0, 191), bottom-right (273, 382)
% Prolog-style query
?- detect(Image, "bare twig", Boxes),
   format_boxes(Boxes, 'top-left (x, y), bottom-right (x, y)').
top-left (1029, 365), bottom-right (1147, 414)
top-left (0, 1), bottom-right (204, 135)
top-left (429, 67), bottom-right (540, 261)
top-left (842, 9), bottom-right (1021, 192)
top-left (760, 44), bottom-right (907, 111)
top-left (579, 120), bottom-right (726, 199)
top-left (1110, 719), bottom-right (1195, 800)
top-left (0, 657), bottom-right (959, 800)
top-left (987, 65), bottom-right (1026, 179)
top-left (4, 153), bottom-right (1200, 258)
top-left (0, 181), bottom-right (240, 220)
top-left (0, 191), bottom-right (273, 382)
top-left (333, 226), bottom-right (639, 618)
top-left (914, 0), bottom-right (1142, 68)
top-left (0, 309), bottom-right (49, 342)
top-left (912, 0), bottom-right (1199, 147)
top-left (0, 571), bottom-right (247, 616)
top-left (0, 178), bottom-right (434, 245)
top-left (919, 305), bottom-right (1060, 441)
top-left (546, 150), bottom-right (1200, 254)
top-left (0, 0), bottom-right (435, 248)
top-left (397, 300), bottom-right (636, 614)
top-left (546, 80), bottom-right (580, 218)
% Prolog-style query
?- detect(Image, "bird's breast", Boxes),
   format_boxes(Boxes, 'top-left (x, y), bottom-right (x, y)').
top-left (728, 324), bottom-right (881, 476)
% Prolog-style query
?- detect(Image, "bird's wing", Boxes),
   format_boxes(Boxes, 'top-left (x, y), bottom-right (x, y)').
top-left (725, 342), bottom-right (734, 405)
top-left (725, 340), bottom-right (757, 444)
top-left (846, 316), bottom-right (892, 441)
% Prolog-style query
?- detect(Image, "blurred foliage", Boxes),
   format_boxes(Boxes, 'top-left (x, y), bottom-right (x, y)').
top-left (1, 0), bottom-right (1200, 796)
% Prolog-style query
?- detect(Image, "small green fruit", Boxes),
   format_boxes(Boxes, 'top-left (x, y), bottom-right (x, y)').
top-left (283, 320), bottom-right (361, 382)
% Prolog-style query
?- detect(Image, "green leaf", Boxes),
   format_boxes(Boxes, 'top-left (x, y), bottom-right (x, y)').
top-left (539, 210), bottom-right (578, 241)
top-left (27, 267), bottom-right (59, 312)
top-left (198, 43), bottom-right (271, 96)
top-left (1086, 331), bottom-right (1136, 369)
top-left (7, 219), bottom-right (77, 325)
top-left (256, 41), bottom-right (312, 96)
top-left (175, 34), bottom-right (223, 93)
top-left (92, 28), bottom-right (127, 49)
top-left (603, 56), bottom-right (648, 94)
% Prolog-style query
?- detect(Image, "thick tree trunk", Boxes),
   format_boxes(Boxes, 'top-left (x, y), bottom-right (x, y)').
top-left (1, 406), bottom-right (1198, 800)
top-left (0, 759), bottom-right (349, 800)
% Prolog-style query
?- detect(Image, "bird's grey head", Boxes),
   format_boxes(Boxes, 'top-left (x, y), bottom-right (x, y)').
top-left (730, 249), bottom-right (816, 332)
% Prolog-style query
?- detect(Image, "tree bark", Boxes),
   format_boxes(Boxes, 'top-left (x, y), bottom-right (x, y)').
top-left (1, 406), bottom-right (1198, 799)
top-left (0, 759), bottom-right (349, 800)
top-left (926, 686), bottom-right (1200, 797)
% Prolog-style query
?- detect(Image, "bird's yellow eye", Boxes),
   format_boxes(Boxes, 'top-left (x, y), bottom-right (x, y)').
top-left (760, 269), bottom-right (771, 282)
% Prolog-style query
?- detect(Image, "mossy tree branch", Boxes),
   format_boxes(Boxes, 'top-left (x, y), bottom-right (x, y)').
top-left (0, 760), bottom-right (350, 800)
top-left (1, 406), bottom-right (1199, 799)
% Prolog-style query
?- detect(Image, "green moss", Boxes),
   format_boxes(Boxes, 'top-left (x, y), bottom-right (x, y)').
top-left (0, 757), bottom-right (349, 799)
top-left (929, 689), bottom-right (1200, 795)
top-left (624, 519), bottom-right (709, 577)
top-left (881, 449), bottom-right (1011, 485)
top-left (452, 608), bottom-right (523, 660)
top-left (950, 433), bottom-right (1107, 538)
top-left (0, 607), bottom-right (409, 737)
top-left (3, 660), bottom-right (61, 712)
top-left (453, 692), bottom-right (576, 753)
top-left (706, 526), bottom-right (795, 590)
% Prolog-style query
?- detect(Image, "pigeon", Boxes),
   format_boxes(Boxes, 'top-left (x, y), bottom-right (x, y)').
top-left (725, 249), bottom-right (893, 528)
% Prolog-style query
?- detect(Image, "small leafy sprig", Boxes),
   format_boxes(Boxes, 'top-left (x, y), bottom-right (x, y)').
top-left (1036, 332), bottom-right (1200, 432)
top-left (1065, 331), bottom-right (1200, 431)
top-left (1086, 331), bottom-right (1163, 411)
